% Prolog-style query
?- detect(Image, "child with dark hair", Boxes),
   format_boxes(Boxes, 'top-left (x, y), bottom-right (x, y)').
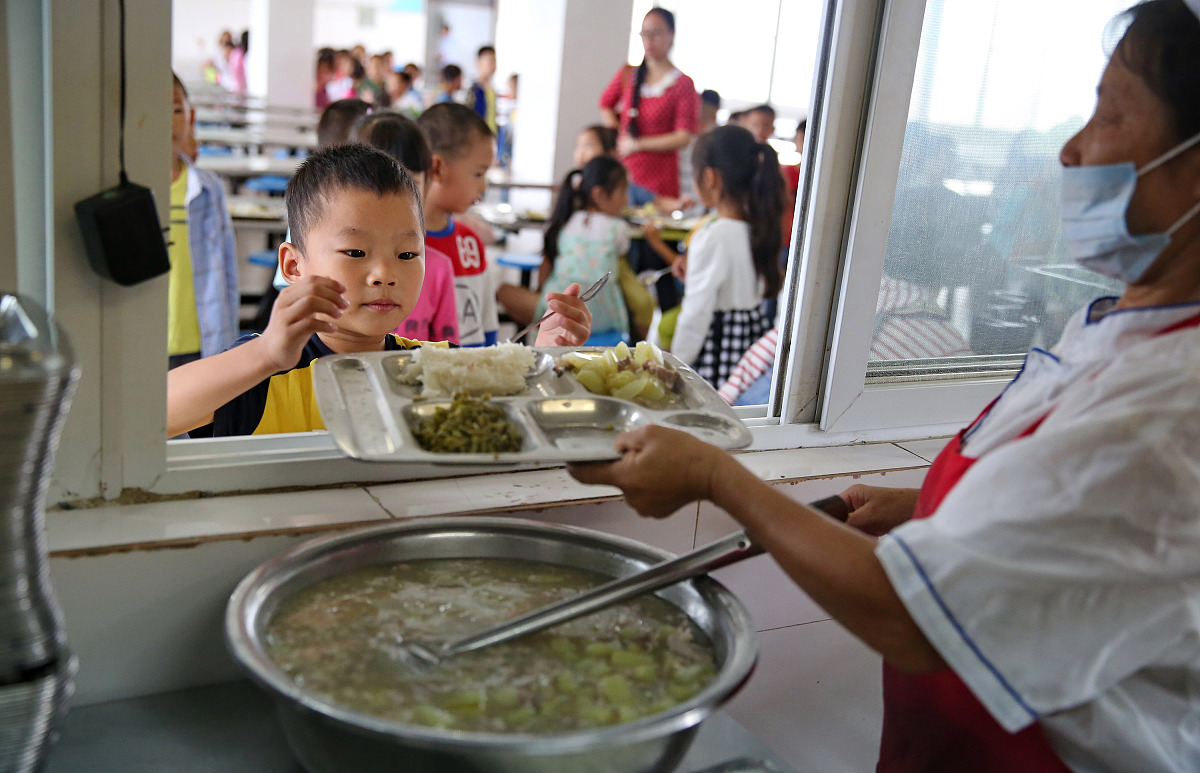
top-left (467, 45), bottom-right (498, 133)
top-left (534, 157), bottom-right (632, 344)
top-left (355, 112), bottom-right (459, 344)
top-left (315, 98), bottom-right (372, 148)
top-left (166, 144), bottom-right (592, 437)
top-left (387, 70), bottom-right (424, 118)
top-left (743, 104), bottom-right (776, 143)
top-left (437, 64), bottom-right (463, 104)
top-left (670, 125), bottom-right (783, 386)
top-left (573, 124), bottom-right (618, 168)
top-left (417, 103), bottom-right (507, 346)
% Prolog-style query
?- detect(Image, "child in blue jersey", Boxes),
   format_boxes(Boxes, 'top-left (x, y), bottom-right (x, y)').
top-left (166, 144), bottom-right (592, 438)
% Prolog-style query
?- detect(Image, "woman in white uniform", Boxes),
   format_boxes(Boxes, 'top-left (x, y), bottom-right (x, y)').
top-left (570, 2), bottom-right (1200, 771)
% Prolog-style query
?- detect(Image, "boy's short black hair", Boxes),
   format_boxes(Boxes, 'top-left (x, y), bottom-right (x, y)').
top-left (417, 102), bottom-right (494, 159)
top-left (285, 144), bottom-right (424, 253)
top-left (172, 71), bottom-right (188, 99)
top-left (317, 98), bottom-right (372, 148)
top-left (750, 103), bottom-right (776, 118)
top-left (441, 63), bottom-right (462, 83)
top-left (477, 45), bottom-right (495, 58)
top-left (700, 89), bottom-right (720, 108)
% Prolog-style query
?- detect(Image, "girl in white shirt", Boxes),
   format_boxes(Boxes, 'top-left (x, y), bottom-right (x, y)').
top-left (671, 125), bottom-right (783, 385)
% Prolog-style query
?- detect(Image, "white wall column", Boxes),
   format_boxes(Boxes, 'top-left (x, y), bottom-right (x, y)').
top-left (247, 0), bottom-right (315, 109)
top-left (495, 0), bottom-right (633, 196)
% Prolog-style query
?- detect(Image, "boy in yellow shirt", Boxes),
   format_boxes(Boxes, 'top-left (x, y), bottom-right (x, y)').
top-left (166, 144), bottom-right (592, 437)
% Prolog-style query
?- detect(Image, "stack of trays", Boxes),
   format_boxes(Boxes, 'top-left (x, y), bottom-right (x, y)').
top-left (0, 294), bottom-right (79, 771)
top-left (314, 347), bottom-right (751, 464)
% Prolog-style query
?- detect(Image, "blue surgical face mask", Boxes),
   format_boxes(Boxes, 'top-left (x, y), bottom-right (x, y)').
top-left (1061, 131), bottom-right (1200, 284)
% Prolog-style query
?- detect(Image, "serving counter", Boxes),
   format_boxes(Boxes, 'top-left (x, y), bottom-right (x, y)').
top-left (45, 680), bottom-right (793, 773)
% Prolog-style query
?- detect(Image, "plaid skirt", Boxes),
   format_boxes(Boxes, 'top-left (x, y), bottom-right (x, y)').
top-left (695, 307), bottom-right (772, 387)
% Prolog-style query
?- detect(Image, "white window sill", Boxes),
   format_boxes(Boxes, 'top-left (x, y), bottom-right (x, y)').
top-left (47, 440), bottom-right (943, 556)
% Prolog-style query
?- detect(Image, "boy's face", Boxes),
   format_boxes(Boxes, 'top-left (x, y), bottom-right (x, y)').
top-left (744, 110), bottom-right (775, 144)
top-left (429, 134), bottom-right (494, 214)
top-left (171, 85), bottom-right (195, 158)
top-left (478, 51), bottom-right (496, 81)
top-left (281, 188), bottom-right (425, 347)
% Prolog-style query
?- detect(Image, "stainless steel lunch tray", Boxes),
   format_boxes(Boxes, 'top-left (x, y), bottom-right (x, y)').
top-left (313, 347), bottom-right (751, 463)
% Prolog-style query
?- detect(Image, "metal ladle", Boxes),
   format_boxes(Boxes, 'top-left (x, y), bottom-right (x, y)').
top-left (390, 495), bottom-right (851, 672)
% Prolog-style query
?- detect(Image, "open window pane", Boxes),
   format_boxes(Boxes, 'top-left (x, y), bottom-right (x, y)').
top-left (869, 0), bottom-right (1127, 372)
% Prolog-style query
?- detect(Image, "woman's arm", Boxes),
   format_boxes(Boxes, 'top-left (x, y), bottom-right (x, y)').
top-left (598, 67), bottom-right (626, 129)
top-left (570, 426), bottom-right (946, 674)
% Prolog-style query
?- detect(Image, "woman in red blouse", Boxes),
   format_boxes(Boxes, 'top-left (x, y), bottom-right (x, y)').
top-left (599, 8), bottom-right (699, 205)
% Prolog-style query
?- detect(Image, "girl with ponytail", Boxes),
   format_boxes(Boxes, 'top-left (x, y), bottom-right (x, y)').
top-left (670, 125), bottom-right (783, 386)
top-left (599, 8), bottom-right (699, 207)
top-left (533, 156), bottom-right (633, 345)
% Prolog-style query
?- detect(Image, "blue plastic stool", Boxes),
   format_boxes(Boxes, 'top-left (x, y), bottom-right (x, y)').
top-left (244, 175), bottom-right (289, 195)
top-left (247, 250), bottom-right (277, 269)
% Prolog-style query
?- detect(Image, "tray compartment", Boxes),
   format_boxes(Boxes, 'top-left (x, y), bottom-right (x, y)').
top-left (402, 399), bottom-right (537, 455)
top-left (325, 357), bottom-right (402, 456)
top-left (381, 351), bottom-right (567, 399)
top-left (661, 411), bottom-right (751, 447)
top-left (524, 397), bottom-right (645, 455)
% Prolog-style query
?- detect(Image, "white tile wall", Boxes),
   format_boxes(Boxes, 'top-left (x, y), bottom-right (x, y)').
top-left (47, 487), bottom-right (390, 552)
top-left (50, 532), bottom-right (321, 705)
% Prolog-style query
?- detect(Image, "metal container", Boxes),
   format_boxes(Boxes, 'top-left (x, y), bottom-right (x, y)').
top-left (313, 348), bottom-right (752, 465)
top-left (0, 293), bottom-right (79, 773)
top-left (227, 517), bottom-right (759, 773)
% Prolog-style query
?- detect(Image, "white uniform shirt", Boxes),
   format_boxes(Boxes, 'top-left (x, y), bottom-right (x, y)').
top-left (877, 297), bottom-right (1200, 773)
top-left (671, 218), bottom-right (762, 365)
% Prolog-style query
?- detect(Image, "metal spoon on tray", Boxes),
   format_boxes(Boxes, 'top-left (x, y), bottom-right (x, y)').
top-left (390, 494), bottom-right (851, 672)
top-left (509, 272), bottom-right (611, 342)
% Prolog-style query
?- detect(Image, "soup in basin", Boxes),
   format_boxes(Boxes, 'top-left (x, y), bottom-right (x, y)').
top-left (265, 558), bottom-right (718, 734)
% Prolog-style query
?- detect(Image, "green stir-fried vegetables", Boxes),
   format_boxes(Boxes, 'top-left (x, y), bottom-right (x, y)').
top-left (412, 394), bottom-right (523, 454)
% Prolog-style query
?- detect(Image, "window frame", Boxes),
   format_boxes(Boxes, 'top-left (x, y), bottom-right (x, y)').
top-left (784, 0), bottom-right (1012, 435)
top-left (36, 0), bottom-right (999, 504)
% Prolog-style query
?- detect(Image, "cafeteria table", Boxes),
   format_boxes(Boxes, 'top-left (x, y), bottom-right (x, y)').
top-left (197, 155), bottom-right (302, 185)
top-left (495, 252), bottom-right (543, 290)
top-left (196, 126), bottom-right (317, 152)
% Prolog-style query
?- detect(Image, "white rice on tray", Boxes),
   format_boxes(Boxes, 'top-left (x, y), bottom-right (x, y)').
top-left (409, 343), bottom-right (536, 397)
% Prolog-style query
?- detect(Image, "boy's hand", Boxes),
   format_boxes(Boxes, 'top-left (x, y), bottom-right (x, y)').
top-left (260, 276), bottom-right (348, 370)
top-left (672, 255), bottom-right (687, 280)
top-left (533, 282), bottom-right (592, 347)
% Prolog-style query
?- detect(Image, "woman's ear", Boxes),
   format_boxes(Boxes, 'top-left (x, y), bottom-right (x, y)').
top-left (279, 242), bottom-right (303, 284)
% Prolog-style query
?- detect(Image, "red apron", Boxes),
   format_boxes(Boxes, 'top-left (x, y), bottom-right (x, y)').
top-left (877, 310), bottom-right (1200, 773)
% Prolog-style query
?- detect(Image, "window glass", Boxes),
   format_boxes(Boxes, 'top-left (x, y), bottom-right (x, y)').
top-left (626, 0), bottom-right (821, 112)
top-left (871, 0), bottom-right (1128, 370)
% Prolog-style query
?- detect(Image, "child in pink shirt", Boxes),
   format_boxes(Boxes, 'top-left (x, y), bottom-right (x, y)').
top-left (353, 113), bottom-right (461, 344)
